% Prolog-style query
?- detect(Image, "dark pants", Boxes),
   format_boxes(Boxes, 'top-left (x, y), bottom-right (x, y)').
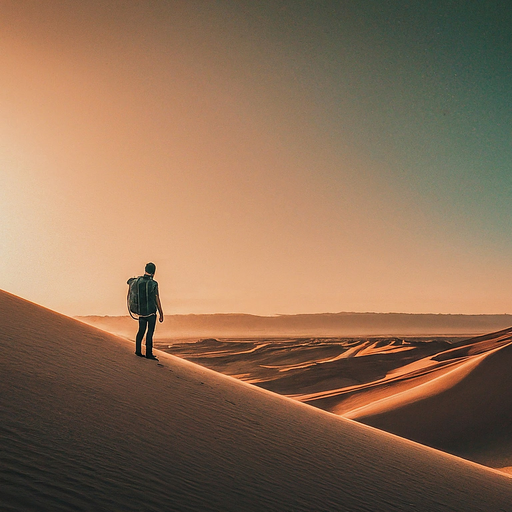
top-left (135, 315), bottom-right (157, 356)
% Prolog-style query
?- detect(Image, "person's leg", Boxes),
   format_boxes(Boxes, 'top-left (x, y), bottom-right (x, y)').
top-left (135, 317), bottom-right (148, 355)
top-left (145, 315), bottom-right (157, 358)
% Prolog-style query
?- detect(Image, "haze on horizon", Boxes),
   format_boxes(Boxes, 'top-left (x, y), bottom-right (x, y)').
top-left (1, 1), bottom-right (511, 317)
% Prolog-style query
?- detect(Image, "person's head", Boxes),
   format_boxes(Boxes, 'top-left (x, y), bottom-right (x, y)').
top-left (145, 262), bottom-right (156, 276)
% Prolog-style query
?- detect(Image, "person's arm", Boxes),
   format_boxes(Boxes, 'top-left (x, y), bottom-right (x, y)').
top-left (156, 294), bottom-right (164, 322)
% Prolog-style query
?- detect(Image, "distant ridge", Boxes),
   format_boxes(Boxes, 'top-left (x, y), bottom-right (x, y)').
top-left (77, 312), bottom-right (512, 338)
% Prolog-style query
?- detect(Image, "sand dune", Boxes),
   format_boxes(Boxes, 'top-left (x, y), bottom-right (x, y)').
top-left (165, 336), bottom-right (459, 400)
top-left (164, 330), bottom-right (512, 474)
top-left (348, 329), bottom-right (512, 472)
top-left (2, 289), bottom-right (512, 511)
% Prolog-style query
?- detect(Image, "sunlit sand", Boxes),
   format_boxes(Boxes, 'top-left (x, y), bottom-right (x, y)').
top-left (2, 289), bottom-right (512, 510)
top-left (161, 329), bottom-right (512, 474)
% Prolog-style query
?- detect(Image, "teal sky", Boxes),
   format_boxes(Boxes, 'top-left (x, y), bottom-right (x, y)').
top-left (249, 1), bottom-right (512, 238)
top-left (1, 1), bottom-right (511, 315)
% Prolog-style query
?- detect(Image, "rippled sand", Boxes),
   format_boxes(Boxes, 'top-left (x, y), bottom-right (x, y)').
top-left (3, 289), bottom-right (512, 510)
top-left (161, 331), bottom-right (512, 473)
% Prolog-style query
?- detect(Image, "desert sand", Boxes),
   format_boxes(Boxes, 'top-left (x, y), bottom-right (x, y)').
top-left (165, 331), bottom-right (512, 474)
top-left (2, 289), bottom-right (512, 511)
top-left (346, 329), bottom-right (512, 473)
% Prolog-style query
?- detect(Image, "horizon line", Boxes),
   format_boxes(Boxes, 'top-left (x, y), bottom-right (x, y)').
top-left (75, 311), bottom-right (512, 318)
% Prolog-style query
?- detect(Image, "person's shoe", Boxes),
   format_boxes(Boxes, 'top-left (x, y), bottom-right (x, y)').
top-left (146, 354), bottom-right (159, 361)
top-left (135, 352), bottom-right (145, 357)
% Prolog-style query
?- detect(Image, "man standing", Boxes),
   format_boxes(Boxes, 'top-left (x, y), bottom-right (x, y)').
top-left (127, 262), bottom-right (164, 360)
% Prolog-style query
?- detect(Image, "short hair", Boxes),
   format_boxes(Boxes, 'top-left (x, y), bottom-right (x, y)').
top-left (145, 262), bottom-right (156, 275)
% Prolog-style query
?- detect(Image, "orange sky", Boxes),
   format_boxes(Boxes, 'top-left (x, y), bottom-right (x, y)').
top-left (1, 2), bottom-right (511, 316)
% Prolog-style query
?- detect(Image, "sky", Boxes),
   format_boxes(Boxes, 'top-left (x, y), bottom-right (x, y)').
top-left (1, 0), bottom-right (512, 316)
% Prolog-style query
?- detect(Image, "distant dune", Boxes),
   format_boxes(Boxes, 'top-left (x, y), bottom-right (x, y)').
top-left (3, 289), bottom-right (512, 511)
top-left (78, 311), bottom-right (512, 338)
top-left (346, 328), bottom-right (512, 473)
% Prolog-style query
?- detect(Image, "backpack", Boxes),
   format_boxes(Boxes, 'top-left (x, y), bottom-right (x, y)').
top-left (127, 275), bottom-right (158, 319)
top-left (127, 276), bottom-right (142, 319)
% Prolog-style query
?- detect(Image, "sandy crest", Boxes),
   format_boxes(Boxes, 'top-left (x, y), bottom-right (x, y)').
top-left (2, 290), bottom-right (512, 511)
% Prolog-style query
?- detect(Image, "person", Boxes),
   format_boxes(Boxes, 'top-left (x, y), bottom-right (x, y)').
top-left (127, 262), bottom-right (164, 360)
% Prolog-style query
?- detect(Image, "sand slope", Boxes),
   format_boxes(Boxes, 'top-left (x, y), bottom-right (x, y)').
top-left (2, 290), bottom-right (512, 511)
top-left (346, 329), bottom-right (512, 471)
top-left (162, 329), bottom-right (512, 473)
